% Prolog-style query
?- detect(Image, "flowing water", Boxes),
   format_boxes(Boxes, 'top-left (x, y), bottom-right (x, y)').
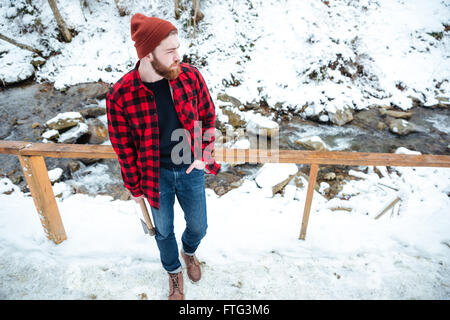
top-left (1, 81), bottom-right (449, 198)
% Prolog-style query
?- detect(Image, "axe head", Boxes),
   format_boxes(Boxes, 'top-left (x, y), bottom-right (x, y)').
top-left (140, 218), bottom-right (156, 236)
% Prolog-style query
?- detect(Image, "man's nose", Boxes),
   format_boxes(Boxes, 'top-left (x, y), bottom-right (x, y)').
top-left (174, 51), bottom-right (180, 63)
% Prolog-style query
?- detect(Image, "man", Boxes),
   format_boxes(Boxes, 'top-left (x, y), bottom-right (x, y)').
top-left (106, 13), bottom-right (220, 300)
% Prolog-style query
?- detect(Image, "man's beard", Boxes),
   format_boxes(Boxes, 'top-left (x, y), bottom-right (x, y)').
top-left (151, 55), bottom-right (181, 80)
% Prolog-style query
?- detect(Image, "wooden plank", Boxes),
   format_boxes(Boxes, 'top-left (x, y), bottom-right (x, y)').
top-left (19, 142), bottom-right (118, 159)
top-left (0, 141), bottom-right (31, 155)
top-left (213, 148), bottom-right (450, 167)
top-left (18, 155), bottom-right (67, 244)
top-left (1, 141), bottom-right (449, 168)
top-left (299, 163), bottom-right (319, 240)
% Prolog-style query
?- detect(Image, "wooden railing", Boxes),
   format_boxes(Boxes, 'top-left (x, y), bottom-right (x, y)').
top-left (1, 140), bottom-right (450, 244)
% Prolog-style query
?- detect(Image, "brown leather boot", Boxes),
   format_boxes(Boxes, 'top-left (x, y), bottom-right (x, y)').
top-left (168, 271), bottom-right (184, 300)
top-left (180, 250), bottom-right (201, 282)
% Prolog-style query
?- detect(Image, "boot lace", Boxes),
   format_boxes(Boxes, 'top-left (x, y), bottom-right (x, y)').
top-left (169, 273), bottom-right (181, 291)
top-left (189, 255), bottom-right (199, 266)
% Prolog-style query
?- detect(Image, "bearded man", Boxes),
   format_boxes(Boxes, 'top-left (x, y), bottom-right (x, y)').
top-left (106, 13), bottom-right (220, 300)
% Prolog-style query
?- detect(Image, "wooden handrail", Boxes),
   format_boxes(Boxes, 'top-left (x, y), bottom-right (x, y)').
top-left (1, 141), bottom-right (449, 167)
top-left (1, 139), bottom-right (450, 244)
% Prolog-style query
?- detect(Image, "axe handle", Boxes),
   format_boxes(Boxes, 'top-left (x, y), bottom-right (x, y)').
top-left (139, 198), bottom-right (155, 233)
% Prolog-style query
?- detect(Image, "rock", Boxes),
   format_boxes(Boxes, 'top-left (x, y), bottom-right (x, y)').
top-left (217, 93), bottom-right (241, 108)
top-left (222, 108), bottom-right (246, 128)
top-left (292, 175), bottom-right (304, 189)
top-left (31, 122), bottom-right (40, 129)
top-left (42, 129), bottom-right (59, 141)
top-left (217, 93), bottom-right (230, 102)
top-left (389, 119), bottom-right (418, 136)
top-left (323, 172), bottom-right (336, 180)
top-left (255, 163), bottom-right (298, 192)
top-left (385, 110), bottom-right (414, 119)
top-left (67, 160), bottom-right (81, 174)
top-left (377, 106), bottom-right (390, 116)
top-left (319, 181), bottom-right (331, 195)
top-left (205, 171), bottom-right (243, 196)
top-left (0, 178), bottom-right (15, 195)
top-left (294, 136), bottom-right (330, 151)
top-left (329, 108), bottom-right (353, 126)
top-left (243, 102), bottom-right (259, 110)
top-left (0, 60), bottom-right (35, 86)
top-left (58, 122), bottom-right (89, 143)
top-left (394, 147), bottom-right (421, 155)
top-left (48, 167), bottom-right (64, 184)
top-left (319, 114), bottom-right (329, 122)
top-left (109, 184), bottom-right (131, 201)
top-left (215, 134), bottom-right (231, 146)
top-left (31, 57), bottom-right (46, 68)
top-left (80, 106), bottom-right (107, 118)
top-left (86, 118), bottom-right (108, 144)
top-left (436, 96), bottom-right (449, 104)
top-left (10, 174), bottom-right (23, 185)
top-left (376, 121), bottom-right (387, 131)
top-left (246, 115), bottom-right (279, 138)
top-left (46, 112), bottom-right (85, 131)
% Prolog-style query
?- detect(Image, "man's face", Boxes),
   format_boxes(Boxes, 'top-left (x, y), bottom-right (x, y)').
top-left (150, 33), bottom-right (181, 80)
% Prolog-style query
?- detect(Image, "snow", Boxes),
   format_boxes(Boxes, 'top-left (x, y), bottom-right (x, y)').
top-left (48, 167), bottom-right (63, 183)
top-left (0, 43), bottom-right (35, 85)
top-left (1, 0), bottom-right (449, 113)
top-left (42, 129), bottom-right (59, 140)
top-left (0, 177), bottom-right (17, 194)
top-left (57, 122), bottom-right (88, 143)
top-left (0, 0), bottom-right (449, 300)
top-left (0, 159), bottom-right (449, 299)
top-left (46, 112), bottom-right (84, 127)
top-left (245, 114), bottom-right (279, 137)
top-left (255, 163), bottom-right (298, 189)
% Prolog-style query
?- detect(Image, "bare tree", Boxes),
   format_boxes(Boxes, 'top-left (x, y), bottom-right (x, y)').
top-left (80, 0), bottom-right (93, 22)
top-left (114, 0), bottom-right (128, 17)
top-left (174, 0), bottom-right (181, 20)
top-left (192, 0), bottom-right (204, 38)
top-left (0, 32), bottom-right (43, 57)
top-left (174, 0), bottom-right (204, 38)
top-left (192, 0), bottom-right (204, 24)
top-left (47, 0), bottom-right (72, 42)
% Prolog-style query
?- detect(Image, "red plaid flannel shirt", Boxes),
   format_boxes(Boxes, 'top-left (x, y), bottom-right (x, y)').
top-left (106, 61), bottom-right (220, 209)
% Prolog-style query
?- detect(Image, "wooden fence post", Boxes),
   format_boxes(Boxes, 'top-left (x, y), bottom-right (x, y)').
top-left (299, 163), bottom-right (319, 240)
top-left (18, 155), bottom-right (67, 244)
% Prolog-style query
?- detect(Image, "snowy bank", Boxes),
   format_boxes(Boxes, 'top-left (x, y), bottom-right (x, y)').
top-left (0, 161), bottom-right (449, 299)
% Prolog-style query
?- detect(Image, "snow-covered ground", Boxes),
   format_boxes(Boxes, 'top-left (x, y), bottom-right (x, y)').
top-left (1, 0), bottom-right (449, 115)
top-left (1, 0), bottom-right (449, 300)
top-left (1, 155), bottom-right (449, 299)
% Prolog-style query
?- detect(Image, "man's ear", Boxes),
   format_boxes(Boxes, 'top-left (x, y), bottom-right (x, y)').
top-left (147, 52), bottom-right (154, 63)
top-left (141, 53), bottom-right (153, 63)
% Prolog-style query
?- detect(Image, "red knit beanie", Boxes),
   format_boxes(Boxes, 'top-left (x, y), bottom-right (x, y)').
top-left (130, 13), bottom-right (178, 59)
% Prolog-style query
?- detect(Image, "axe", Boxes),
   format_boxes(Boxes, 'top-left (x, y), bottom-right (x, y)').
top-left (138, 198), bottom-right (156, 236)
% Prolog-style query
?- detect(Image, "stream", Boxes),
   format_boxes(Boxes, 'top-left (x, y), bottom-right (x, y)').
top-left (0, 81), bottom-right (449, 199)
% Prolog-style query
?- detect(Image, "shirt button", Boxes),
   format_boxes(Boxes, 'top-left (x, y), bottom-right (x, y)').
top-left (148, 96), bottom-right (154, 101)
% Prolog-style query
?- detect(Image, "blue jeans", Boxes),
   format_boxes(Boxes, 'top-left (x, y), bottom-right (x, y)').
top-left (149, 165), bottom-right (207, 273)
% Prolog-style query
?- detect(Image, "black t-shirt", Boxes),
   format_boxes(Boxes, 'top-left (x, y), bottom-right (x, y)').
top-left (143, 79), bottom-right (193, 168)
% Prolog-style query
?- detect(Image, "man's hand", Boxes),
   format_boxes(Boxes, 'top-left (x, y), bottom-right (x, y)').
top-left (186, 159), bottom-right (205, 174)
top-left (133, 194), bottom-right (146, 203)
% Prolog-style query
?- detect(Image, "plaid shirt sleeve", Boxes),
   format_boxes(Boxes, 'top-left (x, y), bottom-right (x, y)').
top-left (192, 66), bottom-right (221, 175)
top-left (106, 94), bottom-right (143, 197)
